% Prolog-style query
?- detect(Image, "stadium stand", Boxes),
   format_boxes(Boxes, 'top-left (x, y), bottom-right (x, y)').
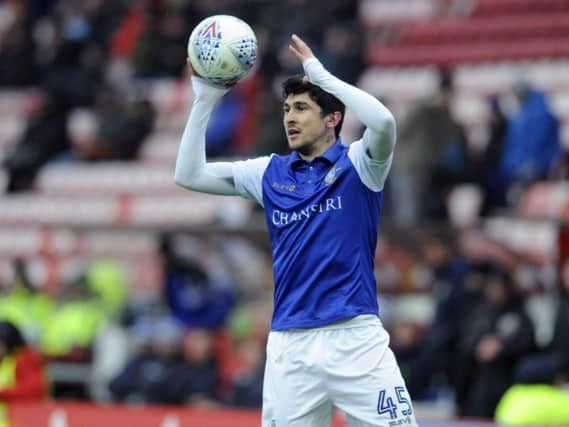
top-left (366, 0), bottom-right (569, 65)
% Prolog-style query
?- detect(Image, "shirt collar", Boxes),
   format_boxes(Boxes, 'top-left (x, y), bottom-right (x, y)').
top-left (288, 138), bottom-right (344, 169)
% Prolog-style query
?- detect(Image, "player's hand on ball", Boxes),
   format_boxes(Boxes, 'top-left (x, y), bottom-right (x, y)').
top-left (187, 58), bottom-right (199, 77)
top-left (187, 58), bottom-right (231, 99)
top-left (187, 57), bottom-right (237, 89)
top-left (289, 34), bottom-right (315, 63)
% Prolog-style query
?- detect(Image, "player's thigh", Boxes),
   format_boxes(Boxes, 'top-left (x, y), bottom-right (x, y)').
top-left (328, 326), bottom-right (418, 427)
top-left (262, 331), bottom-right (332, 427)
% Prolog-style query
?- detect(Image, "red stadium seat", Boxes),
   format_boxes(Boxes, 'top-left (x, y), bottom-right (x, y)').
top-left (401, 13), bottom-right (569, 45)
top-left (365, 0), bottom-right (569, 67)
top-left (367, 37), bottom-right (569, 66)
top-left (474, 0), bottom-right (569, 17)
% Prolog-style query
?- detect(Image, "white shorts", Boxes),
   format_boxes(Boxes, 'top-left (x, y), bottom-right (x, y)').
top-left (262, 315), bottom-right (418, 427)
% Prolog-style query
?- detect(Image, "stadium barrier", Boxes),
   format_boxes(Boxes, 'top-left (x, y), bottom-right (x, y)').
top-left (6, 402), bottom-right (499, 427)
top-left (7, 402), bottom-right (345, 427)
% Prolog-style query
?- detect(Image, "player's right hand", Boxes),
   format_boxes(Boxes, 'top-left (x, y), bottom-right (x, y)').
top-left (187, 58), bottom-right (238, 89)
top-left (187, 59), bottom-right (231, 98)
top-left (187, 58), bottom-right (200, 77)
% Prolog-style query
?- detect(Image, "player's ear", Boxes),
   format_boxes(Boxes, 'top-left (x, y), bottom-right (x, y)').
top-left (326, 111), bottom-right (342, 129)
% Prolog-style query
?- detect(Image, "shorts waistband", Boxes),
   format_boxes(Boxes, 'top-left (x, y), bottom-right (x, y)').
top-left (285, 314), bottom-right (381, 332)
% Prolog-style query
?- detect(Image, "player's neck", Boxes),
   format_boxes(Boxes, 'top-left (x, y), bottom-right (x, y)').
top-left (297, 134), bottom-right (336, 162)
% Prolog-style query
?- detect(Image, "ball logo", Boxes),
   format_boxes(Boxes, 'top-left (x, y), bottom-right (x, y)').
top-left (201, 21), bottom-right (218, 39)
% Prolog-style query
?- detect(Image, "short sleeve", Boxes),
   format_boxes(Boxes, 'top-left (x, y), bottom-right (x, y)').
top-left (232, 156), bottom-right (272, 206)
top-left (347, 140), bottom-right (393, 192)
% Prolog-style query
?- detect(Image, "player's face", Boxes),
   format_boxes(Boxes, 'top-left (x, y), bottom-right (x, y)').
top-left (283, 93), bottom-right (331, 155)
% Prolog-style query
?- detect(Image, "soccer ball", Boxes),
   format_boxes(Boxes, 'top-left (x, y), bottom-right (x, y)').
top-left (187, 15), bottom-right (257, 87)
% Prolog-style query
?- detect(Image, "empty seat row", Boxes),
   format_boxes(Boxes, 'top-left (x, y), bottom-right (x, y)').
top-left (0, 227), bottom-right (157, 258)
top-left (36, 163), bottom-right (179, 195)
top-left (367, 37), bottom-right (569, 66)
top-left (474, 0), bottom-right (569, 17)
top-left (400, 13), bottom-right (569, 45)
top-left (0, 194), bottom-right (252, 227)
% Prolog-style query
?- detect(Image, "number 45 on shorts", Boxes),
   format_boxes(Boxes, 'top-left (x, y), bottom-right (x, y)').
top-left (377, 386), bottom-right (413, 424)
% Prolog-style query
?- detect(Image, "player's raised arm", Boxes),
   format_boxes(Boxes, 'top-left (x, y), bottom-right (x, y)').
top-left (289, 34), bottom-right (396, 162)
top-left (174, 63), bottom-right (239, 196)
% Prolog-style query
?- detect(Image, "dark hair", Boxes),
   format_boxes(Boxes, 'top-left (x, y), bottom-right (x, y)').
top-left (282, 75), bottom-right (345, 138)
top-left (0, 321), bottom-right (25, 353)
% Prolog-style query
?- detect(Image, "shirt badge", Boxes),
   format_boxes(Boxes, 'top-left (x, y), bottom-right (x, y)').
top-left (324, 165), bottom-right (341, 186)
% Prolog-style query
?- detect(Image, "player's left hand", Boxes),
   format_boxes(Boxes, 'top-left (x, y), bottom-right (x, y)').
top-left (289, 34), bottom-right (315, 63)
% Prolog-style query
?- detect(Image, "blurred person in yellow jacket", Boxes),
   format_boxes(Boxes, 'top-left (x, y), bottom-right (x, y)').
top-left (495, 383), bottom-right (569, 426)
top-left (496, 259), bottom-right (569, 426)
top-left (39, 273), bottom-right (107, 360)
top-left (0, 259), bottom-right (54, 344)
top-left (0, 321), bottom-right (49, 427)
top-left (85, 260), bottom-right (127, 320)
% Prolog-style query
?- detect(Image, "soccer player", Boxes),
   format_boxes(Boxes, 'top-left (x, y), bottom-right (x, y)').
top-left (175, 34), bottom-right (418, 427)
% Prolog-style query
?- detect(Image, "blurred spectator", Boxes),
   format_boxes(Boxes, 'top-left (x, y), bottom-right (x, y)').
top-left (69, 92), bottom-right (155, 161)
top-left (85, 260), bottom-right (128, 320)
top-left (109, 315), bottom-right (183, 404)
top-left (39, 273), bottom-right (108, 361)
top-left (2, 93), bottom-right (70, 192)
top-left (477, 96), bottom-right (509, 214)
top-left (205, 90), bottom-right (246, 157)
top-left (158, 328), bottom-right (220, 405)
top-left (111, 318), bottom-right (220, 405)
top-left (499, 82), bottom-right (561, 200)
top-left (406, 230), bottom-right (470, 399)
top-left (132, 5), bottom-right (189, 78)
top-left (513, 258), bottom-right (569, 386)
top-left (318, 22), bottom-right (364, 84)
top-left (109, 0), bottom-right (147, 59)
top-left (0, 2), bottom-right (39, 86)
top-left (451, 260), bottom-right (494, 412)
top-left (0, 259), bottom-right (54, 345)
top-left (0, 321), bottom-right (49, 402)
top-left (161, 234), bottom-right (237, 329)
top-left (226, 336), bottom-right (265, 408)
top-left (458, 265), bottom-right (535, 417)
top-left (495, 383), bottom-right (569, 426)
top-left (220, 298), bottom-right (272, 407)
top-left (392, 68), bottom-right (467, 224)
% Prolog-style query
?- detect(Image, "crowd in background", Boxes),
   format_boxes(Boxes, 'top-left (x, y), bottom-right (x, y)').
top-left (387, 230), bottom-right (569, 418)
top-left (0, 233), bottom-right (273, 407)
top-left (0, 0), bottom-right (567, 422)
top-left (0, 0), bottom-right (361, 191)
top-left (0, 227), bottom-right (568, 418)
top-left (0, 0), bottom-right (564, 219)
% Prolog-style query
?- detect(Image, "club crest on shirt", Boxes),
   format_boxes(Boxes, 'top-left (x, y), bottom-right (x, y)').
top-left (324, 164), bottom-right (341, 186)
